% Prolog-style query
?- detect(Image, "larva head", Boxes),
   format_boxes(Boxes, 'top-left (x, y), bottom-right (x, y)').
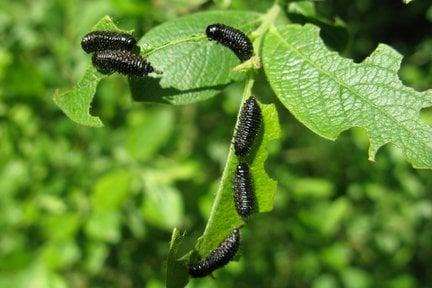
top-left (206, 23), bottom-right (222, 39)
top-left (188, 261), bottom-right (211, 278)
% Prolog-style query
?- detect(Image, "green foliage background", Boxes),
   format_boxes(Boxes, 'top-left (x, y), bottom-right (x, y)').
top-left (0, 0), bottom-right (431, 287)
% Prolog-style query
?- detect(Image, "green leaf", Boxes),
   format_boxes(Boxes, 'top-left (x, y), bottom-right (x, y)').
top-left (166, 229), bottom-right (189, 288)
top-left (91, 170), bottom-right (135, 212)
top-left (141, 171), bottom-right (184, 230)
top-left (341, 268), bottom-right (371, 288)
top-left (313, 275), bottom-right (339, 288)
top-left (84, 242), bottom-right (109, 275)
top-left (85, 211), bottom-right (122, 243)
top-left (125, 108), bottom-right (174, 160)
top-left (291, 178), bottom-right (335, 199)
top-left (53, 16), bottom-right (131, 127)
top-left (194, 100), bottom-right (281, 257)
top-left (40, 241), bottom-right (80, 270)
top-left (131, 11), bottom-right (261, 104)
top-left (287, 1), bottom-right (317, 18)
top-left (263, 24), bottom-right (432, 169)
top-left (40, 214), bottom-right (81, 241)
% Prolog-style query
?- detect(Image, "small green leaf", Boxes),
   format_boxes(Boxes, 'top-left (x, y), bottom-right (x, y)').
top-left (132, 11), bottom-right (261, 104)
top-left (54, 16), bottom-right (131, 127)
top-left (91, 170), bottom-right (135, 212)
top-left (40, 241), bottom-right (80, 270)
top-left (340, 268), bottom-right (371, 288)
top-left (166, 229), bottom-right (189, 288)
top-left (85, 211), bottom-right (122, 243)
top-left (194, 100), bottom-right (281, 257)
top-left (141, 172), bottom-right (184, 230)
top-left (263, 24), bottom-right (432, 169)
top-left (287, 1), bottom-right (317, 18)
top-left (40, 214), bottom-right (80, 241)
top-left (84, 242), bottom-right (109, 274)
top-left (125, 108), bottom-right (174, 160)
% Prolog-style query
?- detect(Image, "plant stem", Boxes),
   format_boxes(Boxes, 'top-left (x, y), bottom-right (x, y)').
top-left (242, 76), bottom-right (255, 100)
top-left (196, 3), bottom-right (281, 255)
top-left (253, 3), bottom-right (281, 41)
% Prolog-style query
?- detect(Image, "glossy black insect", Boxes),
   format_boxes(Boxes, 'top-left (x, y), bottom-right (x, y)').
top-left (233, 162), bottom-right (255, 217)
top-left (206, 23), bottom-right (253, 62)
top-left (92, 50), bottom-right (154, 77)
top-left (81, 31), bottom-right (137, 54)
top-left (234, 96), bottom-right (262, 157)
top-left (188, 228), bottom-right (240, 278)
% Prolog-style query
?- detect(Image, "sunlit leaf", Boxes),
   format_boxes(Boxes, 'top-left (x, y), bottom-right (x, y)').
top-left (263, 24), bottom-right (432, 169)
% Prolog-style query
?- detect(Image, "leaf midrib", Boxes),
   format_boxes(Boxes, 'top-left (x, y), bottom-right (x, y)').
top-left (141, 19), bottom-right (262, 57)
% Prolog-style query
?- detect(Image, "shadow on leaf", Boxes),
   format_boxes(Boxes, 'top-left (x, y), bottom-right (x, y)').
top-left (129, 77), bottom-right (229, 105)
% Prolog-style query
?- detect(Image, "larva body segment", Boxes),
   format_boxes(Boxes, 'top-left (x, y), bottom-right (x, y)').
top-left (81, 31), bottom-right (137, 53)
top-left (206, 23), bottom-right (253, 62)
top-left (188, 228), bottom-right (240, 278)
top-left (234, 96), bottom-right (262, 157)
top-left (233, 162), bottom-right (255, 217)
top-left (92, 50), bottom-right (154, 77)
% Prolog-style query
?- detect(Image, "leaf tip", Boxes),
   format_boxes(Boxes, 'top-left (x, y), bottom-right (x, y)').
top-left (53, 89), bottom-right (104, 128)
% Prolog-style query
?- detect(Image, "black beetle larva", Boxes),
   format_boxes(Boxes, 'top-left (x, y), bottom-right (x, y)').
top-left (233, 162), bottom-right (255, 217)
top-left (91, 50), bottom-right (154, 77)
top-left (234, 96), bottom-right (262, 157)
top-left (206, 23), bottom-right (253, 62)
top-left (81, 30), bottom-right (137, 54)
top-left (188, 228), bottom-right (240, 278)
